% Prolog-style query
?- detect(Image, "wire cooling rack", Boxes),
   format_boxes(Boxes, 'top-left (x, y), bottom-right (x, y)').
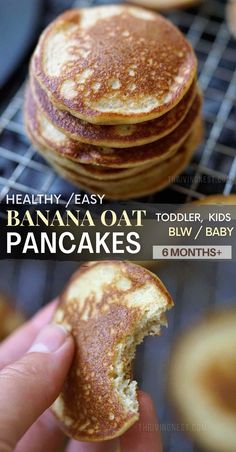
top-left (0, 2), bottom-right (235, 452)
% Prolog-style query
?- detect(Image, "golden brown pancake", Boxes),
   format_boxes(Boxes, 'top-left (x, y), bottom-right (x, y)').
top-left (32, 6), bottom-right (197, 125)
top-left (25, 129), bottom-right (156, 182)
top-left (38, 117), bottom-right (203, 199)
top-left (31, 74), bottom-right (196, 148)
top-left (52, 261), bottom-right (173, 441)
top-left (24, 85), bottom-right (202, 169)
top-left (169, 309), bottom-right (236, 452)
top-left (227, 1), bottom-right (236, 39)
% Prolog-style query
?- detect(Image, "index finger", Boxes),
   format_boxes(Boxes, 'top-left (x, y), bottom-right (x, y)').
top-left (0, 300), bottom-right (58, 368)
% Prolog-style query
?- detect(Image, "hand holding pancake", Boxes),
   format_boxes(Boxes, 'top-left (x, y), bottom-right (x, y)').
top-left (0, 264), bottom-right (167, 452)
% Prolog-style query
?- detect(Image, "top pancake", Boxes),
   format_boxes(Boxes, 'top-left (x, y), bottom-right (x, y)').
top-left (32, 5), bottom-right (197, 125)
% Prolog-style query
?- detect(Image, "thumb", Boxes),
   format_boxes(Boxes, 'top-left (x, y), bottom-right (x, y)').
top-left (0, 324), bottom-right (74, 451)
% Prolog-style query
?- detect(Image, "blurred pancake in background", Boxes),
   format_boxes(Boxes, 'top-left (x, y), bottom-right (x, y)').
top-left (127, 0), bottom-right (202, 11)
top-left (31, 75), bottom-right (197, 148)
top-left (32, 119), bottom-right (203, 199)
top-left (25, 5), bottom-right (202, 200)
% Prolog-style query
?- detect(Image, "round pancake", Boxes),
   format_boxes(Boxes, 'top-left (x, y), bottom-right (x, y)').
top-left (194, 194), bottom-right (236, 205)
top-left (52, 261), bottom-right (173, 441)
top-left (127, 0), bottom-right (202, 11)
top-left (41, 117), bottom-right (203, 199)
top-left (32, 6), bottom-right (197, 125)
top-left (31, 74), bottom-right (196, 148)
top-left (0, 294), bottom-right (25, 341)
top-left (168, 309), bottom-right (236, 452)
top-left (24, 85), bottom-right (202, 168)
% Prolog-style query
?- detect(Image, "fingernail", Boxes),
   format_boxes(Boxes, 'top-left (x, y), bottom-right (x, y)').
top-left (28, 324), bottom-right (69, 354)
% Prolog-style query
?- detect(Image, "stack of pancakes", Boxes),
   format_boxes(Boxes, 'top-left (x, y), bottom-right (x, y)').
top-left (25, 5), bottom-right (203, 199)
